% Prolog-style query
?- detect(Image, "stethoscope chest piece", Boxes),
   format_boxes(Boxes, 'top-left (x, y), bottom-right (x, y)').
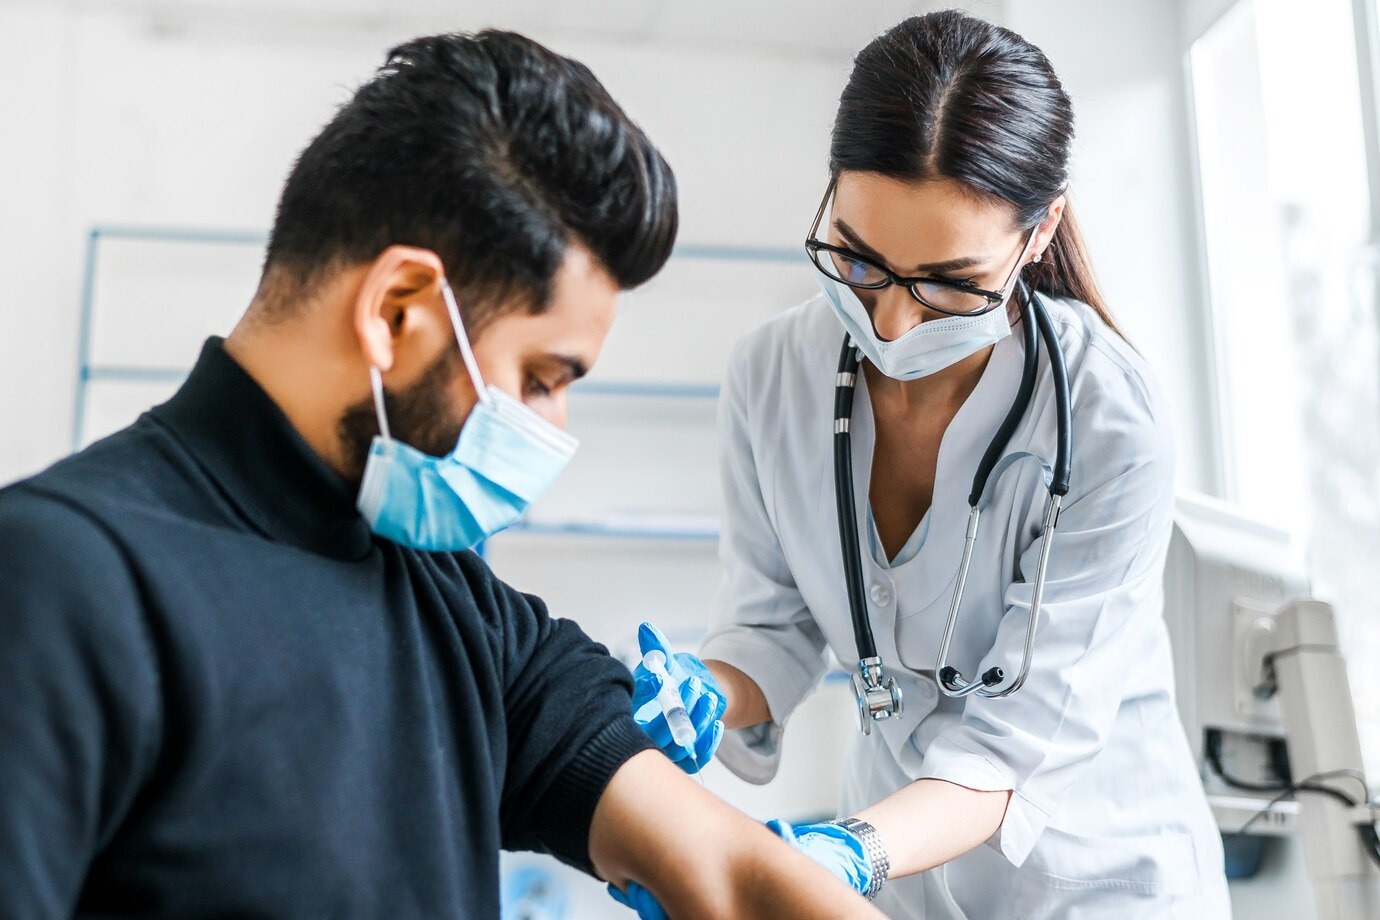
top-left (853, 656), bottom-right (903, 735)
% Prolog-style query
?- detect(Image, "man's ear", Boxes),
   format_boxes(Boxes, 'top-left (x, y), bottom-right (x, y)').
top-left (352, 245), bottom-right (447, 375)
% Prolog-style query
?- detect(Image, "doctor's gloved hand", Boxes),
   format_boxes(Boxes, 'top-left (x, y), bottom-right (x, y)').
top-left (764, 818), bottom-right (873, 898)
top-left (630, 622), bottom-right (725, 773)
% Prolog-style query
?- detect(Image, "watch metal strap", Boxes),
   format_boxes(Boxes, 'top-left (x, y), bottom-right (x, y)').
top-left (831, 817), bottom-right (889, 900)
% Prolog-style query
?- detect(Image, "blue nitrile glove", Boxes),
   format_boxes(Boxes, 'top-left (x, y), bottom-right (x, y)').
top-left (607, 881), bottom-right (667, 919)
top-left (630, 622), bottom-right (726, 773)
top-left (764, 818), bottom-right (873, 897)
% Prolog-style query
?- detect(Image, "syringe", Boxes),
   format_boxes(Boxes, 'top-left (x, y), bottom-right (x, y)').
top-left (641, 649), bottom-right (706, 784)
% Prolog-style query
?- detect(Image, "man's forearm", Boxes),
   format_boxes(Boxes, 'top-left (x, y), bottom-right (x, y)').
top-left (717, 832), bottom-right (887, 918)
top-left (613, 820), bottom-right (886, 918)
top-left (854, 777), bottom-right (1011, 878)
top-left (592, 750), bottom-right (882, 918)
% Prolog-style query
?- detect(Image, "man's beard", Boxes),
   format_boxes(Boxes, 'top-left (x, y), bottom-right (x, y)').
top-left (337, 346), bottom-right (466, 484)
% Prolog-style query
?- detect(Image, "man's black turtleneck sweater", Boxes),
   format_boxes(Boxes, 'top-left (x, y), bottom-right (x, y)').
top-left (0, 338), bottom-right (652, 918)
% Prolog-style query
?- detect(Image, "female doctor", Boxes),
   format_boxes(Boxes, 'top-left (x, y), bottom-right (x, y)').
top-left (628, 10), bottom-right (1231, 920)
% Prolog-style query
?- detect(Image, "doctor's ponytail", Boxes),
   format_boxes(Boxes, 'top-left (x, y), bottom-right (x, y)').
top-left (830, 11), bottom-right (1124, 340)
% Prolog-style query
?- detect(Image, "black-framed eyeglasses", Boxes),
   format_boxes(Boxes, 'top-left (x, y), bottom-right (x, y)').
top-left (805, 178), bottom-right (1033, 317)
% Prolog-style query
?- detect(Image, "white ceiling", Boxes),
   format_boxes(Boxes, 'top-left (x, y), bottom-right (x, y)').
top-left (58, 0), bottom-right (977, 56)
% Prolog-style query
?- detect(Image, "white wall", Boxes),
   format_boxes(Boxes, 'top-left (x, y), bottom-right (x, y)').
top-left (0, 0), bottom-right (1217, 493)
top-left (1005, 0), bottom-right (1221, 497)
top-left (0, 2), bottom-right (388, 476)
top-left (0, 0), bottom-right (870, 481)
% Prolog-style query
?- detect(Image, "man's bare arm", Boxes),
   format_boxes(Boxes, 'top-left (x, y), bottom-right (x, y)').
top-left (590, 750), bottom-right (884, 918)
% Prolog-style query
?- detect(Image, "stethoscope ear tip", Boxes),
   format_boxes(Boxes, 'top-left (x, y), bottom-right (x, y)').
top-left (937, 665), bottom-right (1006, 697)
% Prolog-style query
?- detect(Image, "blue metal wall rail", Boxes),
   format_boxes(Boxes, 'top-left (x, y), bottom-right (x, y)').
top-left (476, 518), bottom-right (720, 559)
top-left (74, 225), bottom-right (796, 449)
top-left (505, 519), bottom-right (719, 541)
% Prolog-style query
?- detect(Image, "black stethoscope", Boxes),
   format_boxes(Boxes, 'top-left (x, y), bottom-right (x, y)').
top-left (835, 280), bottom-right (1072, 734)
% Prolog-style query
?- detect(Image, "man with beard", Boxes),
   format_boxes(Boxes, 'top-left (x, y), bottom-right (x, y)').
top-left (0, 30), bottom-right (880, 920)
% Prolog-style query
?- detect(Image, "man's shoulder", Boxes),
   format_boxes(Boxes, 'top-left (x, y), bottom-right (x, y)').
top-left (0, 476), bottom-right (146, 639)
top-left (5, 414), bottom-right (201, 532)
top-left (0, 418), bottom-right (222, 618)
top-left (0, 454), bottom-right (134, 564)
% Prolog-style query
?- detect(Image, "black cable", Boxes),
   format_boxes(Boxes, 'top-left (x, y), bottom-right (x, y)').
top-left (1206, 729), bottom-right (1371, 803)
top-left (1217, 759), bottom-right (1380, 871)
top-left (1236, 770), bottom-right (1362, 836)
top-left (1360, 823), bottom-right (1380, 870)
top-left (1205, 728), bottom-right (1380, 865)
top-left (1291, 782), bottom-right (1365, 809)
top-left (1268, 738), bottom-right (1294, 787)
top-left (1206, 728), bottom-right (1291, 794)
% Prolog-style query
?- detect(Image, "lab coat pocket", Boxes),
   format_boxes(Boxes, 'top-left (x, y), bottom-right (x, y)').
top-left (1014, 827), bottom-right (1200, 919)
top-left (892, 566), bottom-right (961, 671)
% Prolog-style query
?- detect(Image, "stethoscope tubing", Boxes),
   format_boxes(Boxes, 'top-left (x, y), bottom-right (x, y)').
top-left (969, 285), bottom-right (1041, 506)
top-left (833, 282), bottom-right (1072, 697)
top-left (1028, 282), bottom-right (1073, 497)
top-left (833, 342), bottom-right (873, 662)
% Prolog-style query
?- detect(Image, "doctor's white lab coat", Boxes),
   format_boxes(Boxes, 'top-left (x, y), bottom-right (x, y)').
top-left (700, 294), bottom-right (1231, 919)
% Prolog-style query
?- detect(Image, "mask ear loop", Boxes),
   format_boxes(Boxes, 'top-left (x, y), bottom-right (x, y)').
top-left (369, 367), bottom-right (392, 442)
top-left (997, 225), bottom-right (1043, 309)
top-left (439, 278), bottom-right (492, 407)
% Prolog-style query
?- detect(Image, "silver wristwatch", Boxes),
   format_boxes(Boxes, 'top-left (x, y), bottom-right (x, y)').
top-left (831, 817), bottom-right (890, 900)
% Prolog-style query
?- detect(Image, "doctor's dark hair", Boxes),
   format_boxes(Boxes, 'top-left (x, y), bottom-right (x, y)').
top-left (831, 11), bottom-right (1121, 336)
top-left (260, 30), bottom-right (678, 329)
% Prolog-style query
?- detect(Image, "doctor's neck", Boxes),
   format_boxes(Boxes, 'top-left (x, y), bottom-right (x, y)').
top-left (863, 343), bottom-right (994, 412)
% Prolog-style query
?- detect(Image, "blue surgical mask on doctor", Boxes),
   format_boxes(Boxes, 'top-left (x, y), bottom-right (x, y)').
top-left (356, 279), bottom-right (578, 551)
top-left (814, 228), bottom-right (1038, 381)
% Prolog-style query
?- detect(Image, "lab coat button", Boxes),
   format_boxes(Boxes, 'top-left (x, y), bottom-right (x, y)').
top-left (869, 583), bottom-right (892, 607)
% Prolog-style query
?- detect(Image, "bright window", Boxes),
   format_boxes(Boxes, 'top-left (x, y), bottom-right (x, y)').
top-left (1191, 0), bottom-right (1380, 778)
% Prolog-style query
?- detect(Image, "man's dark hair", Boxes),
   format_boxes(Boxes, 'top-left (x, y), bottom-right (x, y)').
top-left (262, 30), bottom-right (678, 328)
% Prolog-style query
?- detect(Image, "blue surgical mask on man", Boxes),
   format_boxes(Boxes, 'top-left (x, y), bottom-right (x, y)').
top-left (356, 278), bottom-right (578, 551)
